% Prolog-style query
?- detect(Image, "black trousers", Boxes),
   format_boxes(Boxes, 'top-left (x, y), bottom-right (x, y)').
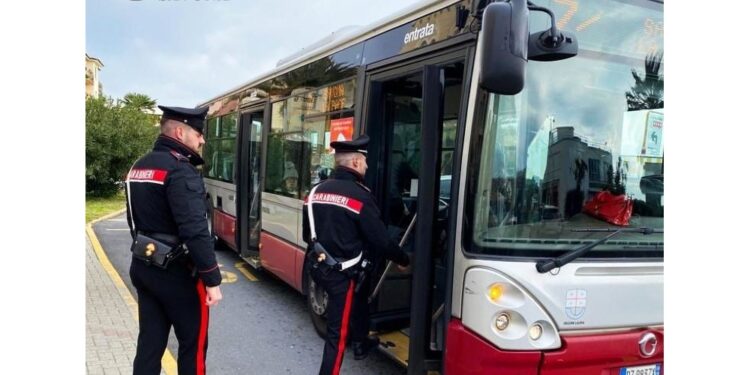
top-left (312, 268), bottom-right (370, 375)
top-left (130, 258), bottom-right (210, 375)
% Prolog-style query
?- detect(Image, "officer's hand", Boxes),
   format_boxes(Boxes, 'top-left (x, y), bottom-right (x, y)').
top-left (397, 253), bottom-right (411, 272)
top-left (205, 286), bottom-right (223, 307)
top-left (397, 254), bottom-right (411, 273)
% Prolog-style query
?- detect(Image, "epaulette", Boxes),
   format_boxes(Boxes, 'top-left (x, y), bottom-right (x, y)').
top-left (355, 181), bottom-right (371, 193)
top-left (169, 150), bottom-right (189, 162)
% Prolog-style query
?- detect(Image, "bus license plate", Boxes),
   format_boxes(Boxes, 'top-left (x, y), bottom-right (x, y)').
top-left (619, 364), bottom-right (661, 375)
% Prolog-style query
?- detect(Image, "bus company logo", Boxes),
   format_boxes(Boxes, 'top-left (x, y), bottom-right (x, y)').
top-left (403, 23), bottom-right (435, 44)
top-left (638, 332), bottom-right (658, 358)
top-left (564, 289), bottom-right (587, 320)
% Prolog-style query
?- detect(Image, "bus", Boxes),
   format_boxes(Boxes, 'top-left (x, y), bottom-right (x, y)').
top-left (198, 0), bottom-right (664, 373)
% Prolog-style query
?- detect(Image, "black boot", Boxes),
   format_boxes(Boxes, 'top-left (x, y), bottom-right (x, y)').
top-left (352, 336), bottom-right (380, 360)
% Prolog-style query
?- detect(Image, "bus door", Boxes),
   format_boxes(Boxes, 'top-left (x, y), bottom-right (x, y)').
top-left (364, 51), bottom-right (466, 372)
top-left (237, 107), bottom-right (265, 262)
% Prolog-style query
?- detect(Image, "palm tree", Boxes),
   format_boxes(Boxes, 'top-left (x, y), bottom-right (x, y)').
top-left (626, 52), bottom-right (664, 111)
top-left (121, 93), bottom-right (157, 112)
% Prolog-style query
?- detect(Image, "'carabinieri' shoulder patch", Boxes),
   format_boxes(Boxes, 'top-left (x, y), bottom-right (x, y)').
top-left (307, 192), bottom-right (363, 214)
top-left (127, 169), bottom-right (168, 185)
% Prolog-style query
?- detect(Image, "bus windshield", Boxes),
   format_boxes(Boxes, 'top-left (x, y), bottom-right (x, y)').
top-left (467, 0), bottom-right (663, 258)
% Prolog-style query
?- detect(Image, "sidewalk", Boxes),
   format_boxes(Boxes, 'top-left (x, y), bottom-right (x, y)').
top-left (86, 221), bottom-right (170, 375)
top-left (86, 231), bottom-right (141, 375)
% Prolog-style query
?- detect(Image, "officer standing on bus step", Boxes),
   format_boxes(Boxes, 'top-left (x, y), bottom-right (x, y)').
top-left (303, 134), bottom-right (411, 375)
top-left (126, 105), bottom-right (223, 375)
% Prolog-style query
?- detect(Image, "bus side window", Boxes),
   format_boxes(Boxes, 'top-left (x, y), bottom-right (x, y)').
top-left (209, 151), bottom-right (219, 178)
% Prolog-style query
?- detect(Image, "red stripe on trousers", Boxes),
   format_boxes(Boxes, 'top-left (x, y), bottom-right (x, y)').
top-left (196, 280), bottom-right (209, 375)
top-left (332, 280), bottom-right (355, 375)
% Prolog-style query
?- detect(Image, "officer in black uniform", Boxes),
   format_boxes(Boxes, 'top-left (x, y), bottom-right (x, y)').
top-left (303, 134), bottom-right (411, 375)
top-left (126, 105), bottom-right (223, 375)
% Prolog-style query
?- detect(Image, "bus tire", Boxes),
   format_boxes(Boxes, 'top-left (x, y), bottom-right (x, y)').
top-left (307, 271), bottom-right (328, 339)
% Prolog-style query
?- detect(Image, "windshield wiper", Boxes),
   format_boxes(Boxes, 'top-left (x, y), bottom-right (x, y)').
top-left (535, 227), bottom-right (664, 273)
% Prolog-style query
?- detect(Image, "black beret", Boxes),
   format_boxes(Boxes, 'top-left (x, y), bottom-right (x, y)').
top-left (158, 105), bottom-right (209, 134)
top-left (330, 134), bottom-right (369, 155)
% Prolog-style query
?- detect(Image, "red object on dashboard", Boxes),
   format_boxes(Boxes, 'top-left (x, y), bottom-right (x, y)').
top-left (583, 190), bottom-right (633, 226)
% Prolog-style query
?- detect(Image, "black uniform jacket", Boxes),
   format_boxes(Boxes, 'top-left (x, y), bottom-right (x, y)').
top-left (302, 167), bottom-right (410, 267)
top-left (126, 135), bottom-right (222, 287)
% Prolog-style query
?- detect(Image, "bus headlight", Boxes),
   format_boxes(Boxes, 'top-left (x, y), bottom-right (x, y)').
top-left (528, 323), bottom-right (542, 340)
top-left (462, 267), bottom-right (561, 350)
top-left (495, 312), bottom-right (510, 331)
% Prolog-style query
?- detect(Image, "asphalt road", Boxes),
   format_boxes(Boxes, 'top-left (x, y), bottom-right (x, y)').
top-left (93, 213), bottom-right (406, 375)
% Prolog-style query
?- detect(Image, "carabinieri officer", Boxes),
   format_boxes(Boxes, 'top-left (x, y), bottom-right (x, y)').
top-left (303, 134), bottom-right (410, 375)
top-left (126, 105), bottom-right (223, 375)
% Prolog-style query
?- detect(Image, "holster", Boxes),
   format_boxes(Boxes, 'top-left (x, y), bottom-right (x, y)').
top-left (307, 241), bottom-right (369, 282)
top-left (306, 241), bottom-right (337, 276)
top-left (130, 232), bottom-right (187, 269)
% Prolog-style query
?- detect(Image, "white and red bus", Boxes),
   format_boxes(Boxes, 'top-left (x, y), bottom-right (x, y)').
top-left (199, 0), bottom-right (664, 373)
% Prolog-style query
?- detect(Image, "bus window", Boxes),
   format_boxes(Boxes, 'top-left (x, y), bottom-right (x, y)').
top-left (265, 99), bottom-right (303, 198)
top-left (265, 79), bottom-right (357, 199)
top-left (202, 117), bottom-right (220, 179)
top-left (382, 73), bottom-right (422, 232)
top-left (302, 114), bottom-right (349, 194)
top-left (265, 138), bottom-right (303, 199)
top-left (465, 0), bottom-right (664, 258)
top-left (301, 79), bottom-right (356, 196)
top-left (203, 114), bottom-right (237, 183)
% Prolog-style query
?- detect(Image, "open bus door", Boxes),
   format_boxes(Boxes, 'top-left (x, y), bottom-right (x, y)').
top-left (237, 106), bottom-right (266, 265)
top-left (363, 48), bottom-right (468, 374)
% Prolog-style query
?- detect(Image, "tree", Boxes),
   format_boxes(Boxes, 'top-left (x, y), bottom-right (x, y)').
top-left (86, 95), bottom-right (159, 196)
top-left (573, 158), bottom-right (588, 190)
top-left (121, 92), bottom-right (157, 112)
top-left (626, 52), bottom-right (664, 111)
top-left (605, 157), bottom-right (628, 196)
top-left (564, 159), bottom-right (588, 218)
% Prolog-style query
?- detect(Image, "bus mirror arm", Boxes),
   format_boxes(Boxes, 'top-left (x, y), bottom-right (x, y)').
top-left (535, 227), bottom-right (663, 273)
top-left (527, 3), bottom-right (578, 61)
top-left (528, 4), bottom-right (560, 46)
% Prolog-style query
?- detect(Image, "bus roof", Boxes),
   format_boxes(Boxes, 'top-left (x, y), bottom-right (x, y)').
top-left (198, 0), bottom-right (460, 107)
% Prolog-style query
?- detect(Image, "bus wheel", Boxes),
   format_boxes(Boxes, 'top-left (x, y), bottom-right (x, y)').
top-left (307, 272), bottom-right (328, 338)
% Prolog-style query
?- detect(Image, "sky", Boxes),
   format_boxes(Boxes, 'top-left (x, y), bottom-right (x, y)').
top-left (86, 0), bottom-right (426, 107)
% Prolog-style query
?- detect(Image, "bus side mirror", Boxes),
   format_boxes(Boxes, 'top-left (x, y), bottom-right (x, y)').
top-left (478, 0), bottom-right (529, 95)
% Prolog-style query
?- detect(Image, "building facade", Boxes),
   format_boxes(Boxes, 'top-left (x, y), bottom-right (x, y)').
top-left (85, 54), bottom-right (104, 97)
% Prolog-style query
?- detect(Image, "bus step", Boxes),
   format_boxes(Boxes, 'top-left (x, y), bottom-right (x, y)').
top-left (375, 330), bottom-right (409, 368)
top-left (241, 255), bottom-right (262, 269)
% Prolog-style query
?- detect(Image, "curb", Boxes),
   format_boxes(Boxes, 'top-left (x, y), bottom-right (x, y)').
top-left (87, 209), bottom-right (178, 375)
